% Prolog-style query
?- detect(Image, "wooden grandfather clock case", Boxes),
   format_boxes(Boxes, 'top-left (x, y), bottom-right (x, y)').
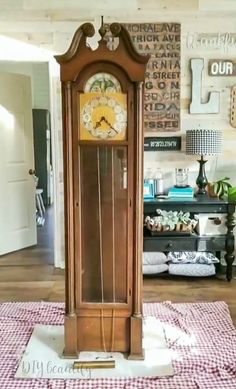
top-left (55, 22), bottom-right (149, 359)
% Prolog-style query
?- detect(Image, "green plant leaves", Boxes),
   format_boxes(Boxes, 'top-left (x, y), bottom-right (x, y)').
top-left (228, 187), bottom-right (236, 202)
top-left (213, 177), bottom-right (232, 198)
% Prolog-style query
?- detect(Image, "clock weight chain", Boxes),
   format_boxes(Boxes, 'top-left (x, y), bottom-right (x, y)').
top-left (97, 147), bottom-right (116, 353)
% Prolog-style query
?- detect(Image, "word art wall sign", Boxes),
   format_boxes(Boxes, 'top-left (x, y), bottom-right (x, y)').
top-left (144, 136), bottom-right (181, 151)
top-left (209, 60), bottom-right (236, 76)
top-left (124, 23), bottom-right (181, 133)
top-left (190, 58), bottom-right (220, 114)
top-left (186, 32), bottom-right (236, 52)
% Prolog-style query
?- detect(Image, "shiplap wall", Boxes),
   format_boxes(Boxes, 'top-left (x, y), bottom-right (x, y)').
top-left (0, 0), bottom-right (236, 265)
top-left (0, 62), bottom-right (49, 109)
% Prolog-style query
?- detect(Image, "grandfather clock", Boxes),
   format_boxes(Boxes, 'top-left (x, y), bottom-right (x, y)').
top-left (55, 22), bottom-right (149, 359)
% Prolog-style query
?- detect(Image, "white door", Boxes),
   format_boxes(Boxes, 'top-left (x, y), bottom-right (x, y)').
top-left (0, 73), bottom-right (36, 255)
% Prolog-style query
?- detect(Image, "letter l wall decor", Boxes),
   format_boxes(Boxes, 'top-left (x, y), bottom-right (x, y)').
top-left (190, 58), bottom-right (220, 114)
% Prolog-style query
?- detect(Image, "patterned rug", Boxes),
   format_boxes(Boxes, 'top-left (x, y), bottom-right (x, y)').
top-left (0, 301), bottom-right (236, 388)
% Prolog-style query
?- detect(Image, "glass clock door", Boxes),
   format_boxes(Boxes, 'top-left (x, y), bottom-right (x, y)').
top-left (80, 145), bottom-right (128, 303)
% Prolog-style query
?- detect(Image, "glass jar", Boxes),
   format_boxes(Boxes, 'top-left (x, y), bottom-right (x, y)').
top-left (175, 168), bottom-right (189, 187)
top-left (153, 169), bottom-right (164, 195)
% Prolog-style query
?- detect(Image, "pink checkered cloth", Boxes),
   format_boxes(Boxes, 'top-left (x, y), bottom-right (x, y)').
top-left (0, 301), bottom-right (236, 388)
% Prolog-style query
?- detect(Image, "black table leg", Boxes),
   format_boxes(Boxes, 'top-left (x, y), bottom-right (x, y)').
top-left (225, 204), bottom-right (236, 281)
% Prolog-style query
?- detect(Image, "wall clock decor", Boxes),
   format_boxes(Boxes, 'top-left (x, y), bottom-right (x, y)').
top-left (55, 22), bottom-right (149, 359)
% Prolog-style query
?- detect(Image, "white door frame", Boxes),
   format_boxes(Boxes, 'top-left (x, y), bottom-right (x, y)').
top-left (48, 59), bottom-right (65, 269)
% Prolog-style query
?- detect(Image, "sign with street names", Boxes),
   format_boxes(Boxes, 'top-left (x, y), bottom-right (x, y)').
top-left (144, 136), bottom-right (181, 151)
top-left (124, 23), bottom-right (181, 133)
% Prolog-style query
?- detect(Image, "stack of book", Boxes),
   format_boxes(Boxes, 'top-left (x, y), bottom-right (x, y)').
top-left (168, 186), bottom-right (194, 198)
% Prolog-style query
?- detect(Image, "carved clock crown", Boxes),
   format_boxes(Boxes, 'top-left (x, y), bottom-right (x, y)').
top-left (55, 22), bottom-right (149, 82)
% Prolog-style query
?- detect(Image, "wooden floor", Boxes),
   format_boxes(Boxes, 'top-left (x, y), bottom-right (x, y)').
top-left (144, 274), bottom-right (236, 324)
top-left (0, 207), bottom-right (235, 324)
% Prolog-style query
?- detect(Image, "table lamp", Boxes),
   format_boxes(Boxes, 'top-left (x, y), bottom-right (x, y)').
top-left (186, 129), bottom-right (222, 195)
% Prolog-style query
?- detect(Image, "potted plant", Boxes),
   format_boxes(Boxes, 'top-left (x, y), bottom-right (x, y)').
top-left (208, 177), bottom-right (236, 201)
top-left (228, 187), bottom-right (236, 202)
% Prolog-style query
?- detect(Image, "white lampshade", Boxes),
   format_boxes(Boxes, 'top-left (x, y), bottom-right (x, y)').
top-left (186, 129), bottom-right (222, 156)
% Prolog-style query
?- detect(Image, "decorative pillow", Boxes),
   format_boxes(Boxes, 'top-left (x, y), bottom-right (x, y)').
top-left (143, 263), bottom-right (169, 275)
top-left (143, 252), bottom-right (167, 265)
top-left (169, 263), bottom-right (216, 277)
top-left (167, 251), bottom-right (219, 265)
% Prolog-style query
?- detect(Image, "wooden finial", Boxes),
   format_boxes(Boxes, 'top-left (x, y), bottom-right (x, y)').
top-left (99, 15), bottom-right (107, 39)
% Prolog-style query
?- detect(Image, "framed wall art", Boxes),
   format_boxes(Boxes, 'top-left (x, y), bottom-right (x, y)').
top-left (125, 23), bottom-right (181, 133)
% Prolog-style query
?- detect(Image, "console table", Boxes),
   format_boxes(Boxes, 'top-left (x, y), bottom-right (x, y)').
top-left (143, 196), bottom-right (236, 281)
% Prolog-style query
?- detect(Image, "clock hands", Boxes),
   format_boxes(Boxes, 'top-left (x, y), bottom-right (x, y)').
top-left (94, 116), bottom-right (107, 130)
top-left (94, 119), bottom-right (102, 129)
top-left (95, 116), bottom-right (118, 134)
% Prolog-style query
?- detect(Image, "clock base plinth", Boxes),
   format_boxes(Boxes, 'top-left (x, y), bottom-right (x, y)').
top-left (61, 350), bottom-right (78, 359)
top-left (128, 315), bottom-right (144, 360)
top-left (62, 314), bottom-right (78, 359)
top-left (127, 349), bottom-right (145, 360)
top-left (76, 315), bottom-right (130, 353)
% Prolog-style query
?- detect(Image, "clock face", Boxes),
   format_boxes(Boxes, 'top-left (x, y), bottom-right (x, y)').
top-left (84, 72), bottom-right (122, 93)
top-left (80, 92), bottom-right (127, 140)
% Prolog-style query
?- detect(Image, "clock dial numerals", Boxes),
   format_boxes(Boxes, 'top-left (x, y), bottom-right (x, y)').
top-left (80, 93), bottom-right (127, 140)
top-left (108, 98), bottom-right (116, 108)
top-left (83, 113), bottom-right (91, 123)
top-left (84, 73), bottom-right (122, 93)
